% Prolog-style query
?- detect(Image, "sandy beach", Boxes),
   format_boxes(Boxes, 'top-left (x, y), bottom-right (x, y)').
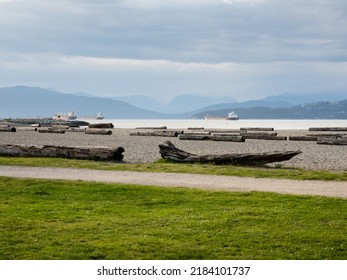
top-left (0, 128), bottom-right (347, 171)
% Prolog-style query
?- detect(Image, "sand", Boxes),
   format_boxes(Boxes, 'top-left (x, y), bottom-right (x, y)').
top-left (0, 128), bottom-right (347, 171)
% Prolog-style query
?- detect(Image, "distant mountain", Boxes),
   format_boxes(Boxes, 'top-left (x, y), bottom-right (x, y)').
top-left (161, 94), bottom-right (236, 114)
top-left (262, 91), bottom-right (347, 105)
top-left (0, 86), bottom-right (168, 119)
top-left (111, 94), bottom-right (237, 114)
top-left (192, 100), bottom-right (347, 119)
top-left (111, 95), bottom-right (163, 112)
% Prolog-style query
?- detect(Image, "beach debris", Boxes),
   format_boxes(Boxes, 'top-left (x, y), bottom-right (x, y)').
top-left (130, 130), bottom-right (180, 137)
top-left (316, 136), bottom-right (347, 145)
top-left (85, 128), bottom-right (112, 135)
top-left (88, 123), bottom-right (114, 129)
top-left (0, 144), bottom-right (124, 161)
top-left (309, 127), bottom-right (347, 132)
top-left (159, 141), bottom-right (301, 166)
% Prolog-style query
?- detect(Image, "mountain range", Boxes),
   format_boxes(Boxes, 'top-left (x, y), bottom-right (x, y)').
top-left (0, 85), bottom-right (346, 119)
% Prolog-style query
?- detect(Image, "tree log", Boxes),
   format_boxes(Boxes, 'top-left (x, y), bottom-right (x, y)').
top-left (85, 129), bottom-right (112, 135)
top-left (317, 137), bottom-right (347, 145)
top-left (88, 123), bottom-right (114, 129)
top-left (240, 127), bottom-right (274, 131)
top-left (242, 134), bottom-right (287, 140)
top-left (309, 127), bottom-right (347, 131)
top-left (289, 136), bottom-right (318, 141)
top-left (178, 134), bottom-right (211, 140)
top-left (0, 144), bottom-right (124, 161)
top-left (210, 135), bottom-right (245, 142)
top-left (136, 126), bottom-right (167, 130)
top-left (159, 141), bottom-right (301, 165)
top-left (129, 130), bottom-right (179, 137)
top-left (0, 126), bottom-right (16, 132)
top-left (38, 128), bottom-right (65, 134)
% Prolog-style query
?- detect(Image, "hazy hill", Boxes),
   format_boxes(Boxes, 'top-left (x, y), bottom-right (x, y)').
top-left (0, 86), bottom-right (167, 119)
top-left (192, 100), bottom-right (347, 119)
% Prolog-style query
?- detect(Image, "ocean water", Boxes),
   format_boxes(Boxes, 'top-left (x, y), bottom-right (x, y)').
top-left (86, 119), bottom-right (347, 130)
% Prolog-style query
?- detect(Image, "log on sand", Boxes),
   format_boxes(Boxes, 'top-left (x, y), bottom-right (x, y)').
top-left (289, 136), bottom-right (318, 141)
top-left (88, 123), bottom-right (114, 129)
top-left (317, 137), bottom-right (347, 145)
top-left (0, 144), bottom-right (124, 161)
top-left (0, 126), bottom-right (16, 132)
top-left (38, 128), bottom-right (65, 134)
top-left (309, 127), bottom-right (347, 132)
top-left (85, 129), bottom-right (112, 135)
top-left (129, 131), bottom-right (180, 137)
top-left (159, 141), bottom-right (301, 166)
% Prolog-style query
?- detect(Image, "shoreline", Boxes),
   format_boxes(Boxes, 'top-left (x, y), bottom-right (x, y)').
top-left (0, 128), bottom-right (347, 171)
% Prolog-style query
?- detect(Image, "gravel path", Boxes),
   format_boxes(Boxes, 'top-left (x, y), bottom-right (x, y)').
top-left (0, 166), bottom-right (346, 198)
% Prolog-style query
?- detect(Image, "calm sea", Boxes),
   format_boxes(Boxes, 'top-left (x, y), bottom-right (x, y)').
top-left (86, 119), bottom-right (347, 130)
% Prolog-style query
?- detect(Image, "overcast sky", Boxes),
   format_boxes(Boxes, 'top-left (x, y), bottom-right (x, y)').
top-left (0, 0), bottom-right (347, 101)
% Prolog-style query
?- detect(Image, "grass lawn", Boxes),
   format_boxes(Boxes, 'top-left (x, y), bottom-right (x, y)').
top-left (0, 156), bottom-right (347, 181)
top-left (0, 176), bottom-right (346, 260)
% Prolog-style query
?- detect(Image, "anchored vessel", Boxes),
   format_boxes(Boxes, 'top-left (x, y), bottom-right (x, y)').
top-left (205, 111), bottom-right (239, 120)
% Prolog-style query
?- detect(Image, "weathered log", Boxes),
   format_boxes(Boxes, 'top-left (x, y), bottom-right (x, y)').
top-left (183, 131), bottom-right (211, 135)
top-left (240, 127), bottom-right (274, 131)
top-left (178, 134), bottom-right (211, 141)
top-left (129, 130), bottom-right (179, 137)
top-left (317, 137), bottom-right (347, 145)
top-left (289, 136), bottom-right (318, 141)
top-left (0, 144), bottom-right (124, 161)
top-left (210, 135), bottom-right (245, 142)
top-left (52, 125), bottom-right (70, 130)
top-left (159, 141), bottom-right (301, 165)
top-left (136, 126), bottom-right (167, 130)
top-left (88, 123), bottom-right (114, 129)
top-left (0, 126), bottom-right (16, 132)
top-left (242, 134), bottom-right (287, 140)
top-left (38, 128), bottom-right (65, 134)
top-left (16, 127), bottom-right (38, 132)
top-left (207, 129), bottom-right (242, 134)
top-left (309, 127), bottom-right (347, 131)
top-left (210, 133), bottom-right (241, 137)
top-left (306, 133), bottom-right (346, 137)
top-left (85, 129), bottom-right (112, 135)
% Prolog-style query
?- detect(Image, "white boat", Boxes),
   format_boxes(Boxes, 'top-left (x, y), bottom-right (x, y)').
top-left (226, 111), bottom-right (239, 120)
top-left (53, 111), bottom-right (77, 121)
top-left (205, 111), bottom-right (239, 120)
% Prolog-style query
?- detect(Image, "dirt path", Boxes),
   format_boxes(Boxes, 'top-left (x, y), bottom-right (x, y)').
top-left (0, 165), bottom-right (346, 198)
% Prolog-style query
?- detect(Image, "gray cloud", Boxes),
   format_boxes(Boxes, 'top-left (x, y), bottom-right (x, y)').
top-left (0, 0), bottom-right (346, 100)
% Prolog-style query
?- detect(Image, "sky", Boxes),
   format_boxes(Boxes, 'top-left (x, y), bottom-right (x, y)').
top-left (0, 0), bottom-right (347, 102)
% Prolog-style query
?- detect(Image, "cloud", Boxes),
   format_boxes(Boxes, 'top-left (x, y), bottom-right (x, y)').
top-left (0, 0), bottom-right (346, 101)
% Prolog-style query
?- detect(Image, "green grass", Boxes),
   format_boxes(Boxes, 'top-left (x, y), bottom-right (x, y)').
top-left (0, 177), bottom-right (346, 260)
top-left (0, 156), bottom-right (347, 181)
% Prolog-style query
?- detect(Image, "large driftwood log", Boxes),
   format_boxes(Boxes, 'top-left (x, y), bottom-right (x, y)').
top-left (0, 126), bottom-right (16, 132)
top-left (136, 126), bottom-right (167, 130)
top-left (130, 131), bottom-right (179, 137)
top-left (85, 129), bottom-right (112, 135)
top-left (309, 127), bottom-right (347, 131)
top-left (88, 123), bottom-right (114, 129)
top-left (210, 135), bottom-right (245, 142)
top-left (317, 137), bottom-right (347, 145)
top-left (289, 136), bottom-right (318, 141)
top-left (240, 127), bottom-right (274, 131)
top-left (0, 144), bottom-right (124, 161)
top-left (38, 128), bottom-right (65, 134)
top-left (178, 134), bottom-right (211, 141)
top-left (159, 141), bottom-right (301, 165)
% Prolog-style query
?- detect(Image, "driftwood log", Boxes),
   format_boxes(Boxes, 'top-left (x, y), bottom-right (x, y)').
top-left (38, 128), bottom-right (65, 134)
top-left (130, 131), bottom-right (179, 137)
top-left (210, 135), bottom-right (245, 142)
top-left (85, 129), bottom-right (112, 135)
top-left (0, 126), bottom-right (16, 132)
top-left (317, 137), bottom-right (347, 145)
top-left (179, 134), bottom-right (211, 141)
top-left (136, 126), bottom-right (167, 130)
top-left (88, 123), bottom-right (114, 129)
top-left (240, 127), bottom-right (274, 131)
top-left (289, 136), bottom-right (318, 141)
top-left (159, 141), bottom-right (301, 165)
top-left (0, 144), bottom-right (124, 161)
top-left (309, 127), bottom-right (347, 132)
